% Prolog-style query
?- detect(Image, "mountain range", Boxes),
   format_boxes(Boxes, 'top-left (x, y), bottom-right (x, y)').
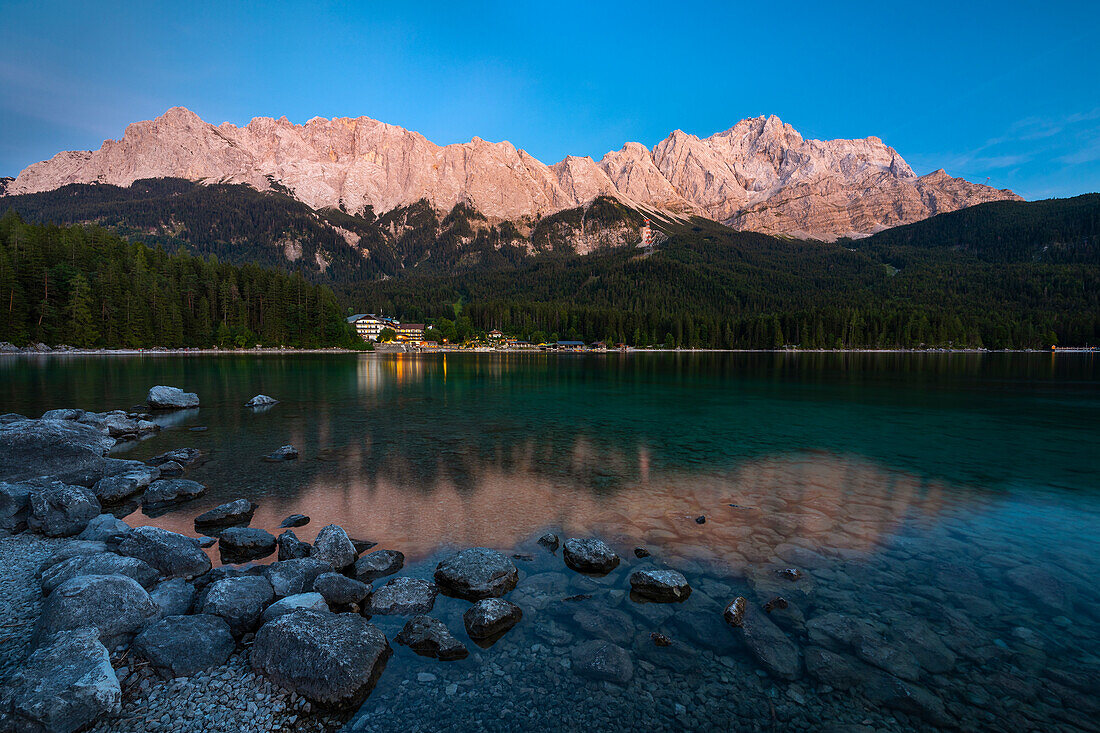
top-left (4, 107), bottom-right (1019, 241)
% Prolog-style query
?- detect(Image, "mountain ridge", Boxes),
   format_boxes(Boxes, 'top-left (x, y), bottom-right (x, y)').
top-left (6, 107), bottom-right (1019, 240)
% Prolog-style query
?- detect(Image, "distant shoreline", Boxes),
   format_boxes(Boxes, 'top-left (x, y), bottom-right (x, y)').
top-left (0, 346), bottom-right (1093, 356)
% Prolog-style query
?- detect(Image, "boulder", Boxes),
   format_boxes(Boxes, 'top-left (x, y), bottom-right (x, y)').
top-left (0, 480), bottom-right (32, 532)
top-left (571, 640), bottom-right (633, 684)
top-left (199, 575), bottom-right (275, 637)
top-left (350, 538), bottom-right (377, 555)
top-left (262, 592), bottom-right (329, 624)
top-left (562, 538), bottom-right (620, 575)
top-left (117, 525), bottom-right (211, 579)
top-left (279, 513), bottom-right (310, 528)
top-left (156, 461), bottom-right (185, 477)
top-left (38, 540), bottom-right (109, 573)
top-left (311, 524), bottom-right (356, 569)
top-left (35, 574), bottom-right (157, 648)
top-left (192, 565), bottom-right (263, 593)
top-left (142, 478), bottom-right (206, 508)
top-left (723, 596), bottom-right (747, 627)
top-left (251, 610), bottom-right (391, 707)
top-left (194, 499), bottom-right (256, 530)
top-left (75, 513), bottom-right (131, 543)
top-left (463, 598), bottom-right (523, 639)
top-left (217, 527), bottom-right (276, 563)
top-left (245, 394), bottom-right (278, 407)
top-left (262, 558), bottom-right (331, 598)
top-left (571, 606), bottom-right (636, 646)
top-left (277, 529), bottom-right (312, 560)
top-left (91, 463), bottom-right (160, 504)
top-left (313, 572), bottom-right (371, 606)
top-left (5, 627), bottom-right (120, 733)
top-left (736, 603), bottom-right (802, 681)
top-left (147, 386), bottom-right (200, 410)
top-left (0, 417), bottom-right (114, 486)
top-left (265, 445), bottom-right (299, 461)
top-left (433, 547), bottom-right (519, 600)
top-left (26, 481), bottom-right (101, 537)
top-left (149, 448), bottom-right (201, 468)
top-left (133, 614), bottom-right (235, 678)
top-left (629, 569), bottom-right (692, 602)
top-left (537, 533), bottom-right (559, 552)
top-left (40, 551), bottom-right (159, 594)
top-left (366, 577), bottom-right (438, 615)
top-left (395, 616), bottom-right (468, 660)
top-left (353, 549), bottom-right (404, 582)
top-left (805, 646), bottom-right (869, 690)
top-left (149, 578), bottom-right (196, 618)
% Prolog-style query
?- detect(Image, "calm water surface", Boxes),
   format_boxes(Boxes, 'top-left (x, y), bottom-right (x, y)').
top-left (2, 352), bottom-right (1098, 732)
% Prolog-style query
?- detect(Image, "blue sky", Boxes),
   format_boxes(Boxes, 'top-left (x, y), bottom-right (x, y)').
top-left (2, 0), bottom-right (1097, 200)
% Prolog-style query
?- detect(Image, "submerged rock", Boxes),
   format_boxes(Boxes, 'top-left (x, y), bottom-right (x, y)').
top-left (149, 448), bottom-right (201, 468)
top-left (651, 632), bottom-right (672, 647)
top-left (571, 640), bottom-right (633, 684)
top-left (265, 444), bottom-right (299, 461)
top-left (367, 577), bottom-right (438, 615)
top-left (218, 526), bottom-right (277, 562)
top-left (199, 575), bottom-right (275, 637)
top-left (633, 547), bottom-right (651, 559)
top-left (1004, 564), bottom-right (1075, 614)
top-left (314, 572), bottom-right (371, 606)
top-left (194, 498), bottom-right (256, 529)
top-left (434, 547), bottom-right (519, 600)
top-left (396, 616), bottom-right (469, 660)
top-left (629, 569), bottom-right (692, 602)
top-left (27, 481), bottom-right (101, 537)
top-left (463, 598), bottom-right (523, 640)
top-left (353, 549), bottom-right (404, 582)
top-left (279, 513), bottom-right (310, 528)
top-left (251, 610), bottom-right (391, 707)
top-left (142, 478), bottom-right (206, 507)
top-left (262, 592), bottom-right (329, 624)
top-left (736, 603), bottom-right (802, 681)
top-left (311, 524), bottom-right (357, 569)
top-left (695, 515), bottom-right (706, 524)
top-left (147, 385), bottom-right (200, 410)
top-left (806, 612), bottom-right (920, 682)
top-left (36, 574), bottom-right (157, 648)
top-left (277, 529), bottom-right (312, 561)
top-left (6, 627), bottom-right (120, 732)
top-left (562, 538), bottom-right (620, 575)
top-left (133, 614), bottom-right (235, 678)
top-left (117, 525), bottom-right (211, 579)
top-left (245, 394), bottom-right (279, 407)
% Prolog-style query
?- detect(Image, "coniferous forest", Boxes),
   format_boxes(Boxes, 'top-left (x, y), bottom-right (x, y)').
top-left (0, 211), bottom-right (358, 348)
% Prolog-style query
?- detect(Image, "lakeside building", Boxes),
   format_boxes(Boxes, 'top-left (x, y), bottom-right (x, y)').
top-left (488, 329), bottom-right (504, 340)
top-left (346, 314), bottom-right (399, 342)
top-left (395, 323), bottom-right (425, 343)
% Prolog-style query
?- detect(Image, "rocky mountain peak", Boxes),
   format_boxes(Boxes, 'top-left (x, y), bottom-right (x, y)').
top-left (6, 107), bottom-right (1021, 239)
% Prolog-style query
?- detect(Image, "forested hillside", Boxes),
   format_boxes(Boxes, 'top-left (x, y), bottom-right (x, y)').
top-left (0, 212), bottom-right (357, 348)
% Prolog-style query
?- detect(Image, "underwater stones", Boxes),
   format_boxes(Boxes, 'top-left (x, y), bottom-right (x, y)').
top-left (749, 564), bottom-right (816, 609)
top-left (434, 547), bottom-right (519, 600)
top-left (776, 568), bottom-right (802, 581)
top-left (571, 606), bottom-right (635, 646)
top-left (6, 627), bottom-right (120, 733)
top-left (218, 526), bottom-right (277, 562)
top-left (277, 529), bottom-right (312, 560)
top-left (142, 478), bottom-right (206, 508)
top-left (537, 533), bottom-right (560, 552)
top-left (133, 614), bottom-right (235, 678)
top-left (27, 481), bottom-right (101, 537)
top-left (147, 386), bottom-right (200, 410)
top-left (562, 538), bottom-right (620, 575)
top-left (245, 394), bottom-right (278, 407)
top-left (463, 598), bottom-right (523, 640)
top-left (265, 444), bottom-right (299, 461)
top-left (367, 577), bottom-right (438, 615)
top-left (1004, 564), bottom-right (1075, 614)
top-left (396, 616), bottom-right (469, 660)
top-left (723, 597), bottom-right (747, 627)
top-left (194, 499), bottom-right (256, 530)
top-left (311, 524), bottom-right (357, 569)
top-left (806, 612), bottom-right (920, 682)
top-left (735, 602), bottom-right (802, 681)
top-left (199, 575), bottom-right (275, 637)
top-left (36, 574), bottom-right (157, 648)
top-left (651, 632), bottom-right (672, 647)
top-left (251, 610), bottom-right (391, 707)
top-left (117, 525), bottom-right (211, 579)
top-left (571, 640), bottom-right (633, 685)
top-left (279, 513), bottom-right (310, 528)
top-left (629, 569), bottom-right (692, 602)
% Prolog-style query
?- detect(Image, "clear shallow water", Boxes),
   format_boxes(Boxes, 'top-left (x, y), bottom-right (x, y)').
top-left (2, 352), bottom-right (1098, 731)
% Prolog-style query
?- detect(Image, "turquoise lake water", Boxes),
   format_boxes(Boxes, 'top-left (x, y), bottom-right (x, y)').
top-left (2, 352), bottom-right (1097, 731)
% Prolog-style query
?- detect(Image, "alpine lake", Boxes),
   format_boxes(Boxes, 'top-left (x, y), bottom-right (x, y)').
top-left (2, 351), bottom-right (1097, 733)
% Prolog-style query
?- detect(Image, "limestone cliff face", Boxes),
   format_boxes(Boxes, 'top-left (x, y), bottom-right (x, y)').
top-left (7, 107), bottom-right (1020, 240)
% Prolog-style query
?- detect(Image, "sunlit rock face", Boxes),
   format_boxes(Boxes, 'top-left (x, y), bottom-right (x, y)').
top-left (8, 108), bottom-right (1019, 240)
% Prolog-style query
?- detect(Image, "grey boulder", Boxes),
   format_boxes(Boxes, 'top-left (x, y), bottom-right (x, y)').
top-left (217, 527), bottom-right (276, 562)
top-left (5, 627), bottom-right (120, 733)
top-left (0, 417), bottom-right (114, 486)
top-left (265, 445), bottom-right (298, 461)
top-left (92, 464), bottom-right (160, 504)
top-left (149, 578), bottom-right (196, 618)
top-left (279, 513), bottom-right (310, 528)
top-left (562, 538), bottom-right (620, 575)
top-left (353, 549), bottom-right (404, 582)
top-left (261, 592), bottom-right (329, 624)
top-left (35, 574), bottom-right (157, 648)
top-left (366, 577), bottom-right (438, 615)
top-left (0, 480), bottom-right (32, 532)
top-left (463, 598), bottom-right (523, 640)
top-left (27, 481), bottom-right (101, 537)
top-left (199, 575), bottom-right (275, 637)
top-left (133, 614), bottom-right (235, 678)
top-left (251, 610), bottom-right (391, 707)
top-left (629, 568), bottom-right (691, 602)
top-left (194, 499), bottom-right (256, 529)
top-left (75, 513), bottom-right (131, 543)
top-left (117, 525), bottom-right (211, 579)
top-left (277, 529), bottom-right (312, 560)
top-left (39, 551), bottom-right (159, 594)
top-left (142, 478), bottom-right (205, 507)
top-left (147, 386), bottom-right (200, 410)
top-left (262, 558), bottom-right (331, 598)
top-left (311, 524), bottom-right (357, 569)
top-left (433, 547), bottom-right (518, 600)
top-left (571, 640), bottom-right (633, 684)
top-left (313, 572), bottom-right (371, 606)
top-left (149, 448), bottom-right (201, 468)
top-left (395, 615), bottom-right (468, 660)
top-left (245, 394), bottom-right (278, 407)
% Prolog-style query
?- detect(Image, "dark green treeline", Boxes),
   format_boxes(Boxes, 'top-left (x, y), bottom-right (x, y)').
top-left (0, 212), bottom-right (358, 348)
